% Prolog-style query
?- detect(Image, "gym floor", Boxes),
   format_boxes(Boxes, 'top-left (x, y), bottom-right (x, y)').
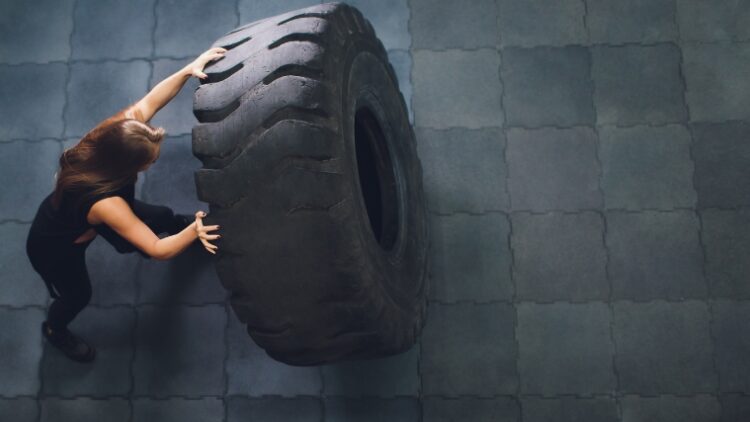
top-left (1, 0), bottom-right (749, 420)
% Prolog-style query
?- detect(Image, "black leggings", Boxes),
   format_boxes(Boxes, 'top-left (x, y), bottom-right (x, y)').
top-left (26, 200), bottom-right (181, 332)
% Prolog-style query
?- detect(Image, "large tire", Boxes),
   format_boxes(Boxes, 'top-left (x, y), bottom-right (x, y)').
top-left (191, 1), bottom-right (429, 366)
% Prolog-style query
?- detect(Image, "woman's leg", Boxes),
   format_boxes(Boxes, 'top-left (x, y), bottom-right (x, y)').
top-left (44, 245), bottom-right (92, 332)
top-left (34, 244), bottom-right (97, 362)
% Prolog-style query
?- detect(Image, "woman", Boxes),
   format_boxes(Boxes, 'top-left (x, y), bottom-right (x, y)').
top-left (25, 47), bottom-right (227, 363)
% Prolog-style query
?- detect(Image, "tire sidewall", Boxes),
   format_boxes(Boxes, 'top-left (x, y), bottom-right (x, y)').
top-left (340, 36), bottom-right (427, 313)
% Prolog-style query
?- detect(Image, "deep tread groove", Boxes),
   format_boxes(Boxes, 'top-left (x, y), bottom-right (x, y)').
top-left (268, 33), bottom-right (324, 50)
top-left (197, 107), bottom-right (336, 174)
top-left (221, 36), bottom-right (251, 50)
top-left (262, 64), bottom-right (324, 86)
top-left (203, 62), bottom-right (244, 84)
top-left (286, 197), bottom-right (348, 215)
top-left (194, 97), bottom-right (241, 123)
top-left (245, 322), bottom-right (292, 337)
top-left (262, 105), bottom-right (330, 130)
top-left (271, 154), bottom-right (341, 179)
top-left (277, 12), bottom-right (329, 26)
top-left (199, 65), bottom-right (325, 123)
top-left (348, 6), bottom-right (366, 34)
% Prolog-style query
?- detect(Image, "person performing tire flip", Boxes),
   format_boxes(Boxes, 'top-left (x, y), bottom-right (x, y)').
top-left (25, 47), bottom-right (225, 363)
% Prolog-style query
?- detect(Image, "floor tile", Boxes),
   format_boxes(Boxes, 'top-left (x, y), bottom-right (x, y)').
top-left (133, 304), bottom-right (226, 397)
top-left (521, 397), bottom-right (618, 422)
top-left (344, 0), bottom-right (410, 50)
top-left (606, 210), bottom-right (707, 301)
top-left (517, 302), bottom-right (615, 395)
top-left (40, 398), bottom-right (129, 422)
top-left (133, 398), bottom-right (224, 422)
top-left (413, 49), bottom-right (503, 129)
top-left (85, 239), bottom-right (140, 306)
top-left (410, 0), bottom-right (497, 49)
top-left (423, 397), bottom-right (520, 422)
top-left (512, 211), bottom-right (608, 302)
top-left (591, 44), bottom-right (686, 125)
top-left (613, 301), bottom-right (717, 394)
top-left (71, 0), bottom-right (155, 60)
top-left (619, 394), bottom-right (721, 422)
top-left (0, 398), bottom-right (38, 422)
top-left (702, 209), bottom-right (750, 299)
top-left (0, 306), bottom-right (44, 396)
top-left (691, 121), bottom-right (750, 209)
top-left (682, 43), bottom-right (750, 122)
top-left (155, 0), bottom-right (238, 57)
top-left (420, 302), bottom-right (518, 396)
top-left (415, 127), bottom-right (508, 213)
top-left (501, 46), bottom-right (594, 128)
top-left (720, 395), bottom-right (750, 422)
top-left (0, 140), bottom-right (61, 221)
top-left (41, 307), bottom-right (134, 397)
top-left (227, 397), bottom-right (322, 422)
top-left (321, 343), bottom-right (419, 397)
top-left (64, 61), bottom-right (151, 138)
top-left (586, 0), bottom-right (677, 44)
top-left (712, 300), bottom-right (750, 393)
top-left (325, 397), bottom-right (420, 422)
top-left (0, 0), bottom-right (74, 64)
top-left (497, 0), bottom-right (586, 47)
top-left (226, 311), bottom-right (321, 396)
top-left (1, 222), bottom-right (49, 306)
top-left (506, 127), bottom-right (602, 212)
top-left (0, 64), bottom-right (67, 140)
top-left (676, 0), bottom-right (750, 42)
top-left (429, 213), bottom-right (513, 302)
top-left (599, 124), bottom-right (696, 210)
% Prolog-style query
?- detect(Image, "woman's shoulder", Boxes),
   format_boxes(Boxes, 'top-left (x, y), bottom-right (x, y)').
top-left (84, 183), bottom-right (136, 225)
top-left (79, 179), bottom-right (135, 211)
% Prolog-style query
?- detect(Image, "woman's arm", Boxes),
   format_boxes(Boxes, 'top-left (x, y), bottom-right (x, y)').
top-left (89, 197), bottom-right (220, 260)
top-left (132, 47), bottom-right (228, 123)
top-left (81, 47), bottom-right (227, 137)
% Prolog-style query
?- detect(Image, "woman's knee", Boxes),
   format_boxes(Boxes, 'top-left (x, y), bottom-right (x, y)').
top-left (68, 283), bottom-right (92, 310)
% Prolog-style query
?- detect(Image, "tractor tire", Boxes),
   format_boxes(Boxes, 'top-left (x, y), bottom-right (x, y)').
top-left (191, 1), bottom-right (430, 366)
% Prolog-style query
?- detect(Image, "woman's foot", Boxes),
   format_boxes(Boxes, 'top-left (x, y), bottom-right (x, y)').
top-left (41, 321), bottom-right (96, 363)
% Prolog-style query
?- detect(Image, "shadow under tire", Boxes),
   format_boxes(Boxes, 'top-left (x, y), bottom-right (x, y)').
top-left (191, 1), bottom-right (429, 366)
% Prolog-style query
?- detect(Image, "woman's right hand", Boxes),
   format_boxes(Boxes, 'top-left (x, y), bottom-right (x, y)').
top-left (188, 47), bottom-right (227, 80)
top-left (194, 211), bottom-right (220, 254)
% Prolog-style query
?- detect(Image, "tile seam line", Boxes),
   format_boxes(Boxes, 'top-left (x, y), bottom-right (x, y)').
top-left (674, 2), bottom-right (724, 398)
top-left (2, 38), bottom-right (748, 66)
top-left (494, 15), bottom-right (524, 418)
top-left (38, 0), bottom-right (80, 415)
top-left (405, 0), bottom-right (423, 419)
top-left (410, 40), bottom-right (715, 53)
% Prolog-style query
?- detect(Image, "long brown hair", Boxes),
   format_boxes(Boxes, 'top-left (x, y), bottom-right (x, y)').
top-left (51, 118), bottom-right (165, 214)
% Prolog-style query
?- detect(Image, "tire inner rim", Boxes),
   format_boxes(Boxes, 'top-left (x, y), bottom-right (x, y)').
top-left (353, 105), bottom-right (400, 252)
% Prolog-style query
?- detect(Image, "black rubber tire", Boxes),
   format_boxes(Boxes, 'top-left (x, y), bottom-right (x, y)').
top-left (191, 1), bottom-right (430, 366)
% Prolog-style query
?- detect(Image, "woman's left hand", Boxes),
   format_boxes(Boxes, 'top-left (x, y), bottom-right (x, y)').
top-left (189, 47), bottom-right (228, 80)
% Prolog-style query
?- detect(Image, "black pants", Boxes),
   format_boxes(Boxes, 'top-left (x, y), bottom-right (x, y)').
top-left (26, 200), bottom-right (181, 332)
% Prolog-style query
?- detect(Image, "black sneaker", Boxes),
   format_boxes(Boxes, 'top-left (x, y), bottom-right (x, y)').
top-left (41, 321), bottom-right (96, 363)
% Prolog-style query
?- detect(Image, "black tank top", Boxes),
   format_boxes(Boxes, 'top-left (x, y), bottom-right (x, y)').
top-left (28, 182), bottom-right (136, 245)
